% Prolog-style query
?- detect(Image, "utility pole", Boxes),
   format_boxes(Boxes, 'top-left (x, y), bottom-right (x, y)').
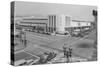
top-left (24, 31), bottom-right (27, 47)
top-left (92, 10), bottom-right (97, 30)
top-left (92, 10), bottom-right (97, 60)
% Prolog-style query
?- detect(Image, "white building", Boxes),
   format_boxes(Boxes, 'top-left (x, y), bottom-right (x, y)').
top-left (70, 20), bottom-right (91, 27)
top-left (16, 15), bottom-right (91, 34)
top-left (48, 15), bottom-right (70, 34)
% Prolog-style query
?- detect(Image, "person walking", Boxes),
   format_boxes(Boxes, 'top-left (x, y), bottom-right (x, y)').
top-left (68, 48), bottom-right (73, 62)
top-left (69, 48), bottom-right (72, 58)
top-left (63, 44), bottom-right (73, 63)
top-left (63, 44), bottom-right (69, 63)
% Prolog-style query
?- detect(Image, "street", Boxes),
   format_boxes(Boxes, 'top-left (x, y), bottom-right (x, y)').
top-left (14, 31), bottom-right (95, 62)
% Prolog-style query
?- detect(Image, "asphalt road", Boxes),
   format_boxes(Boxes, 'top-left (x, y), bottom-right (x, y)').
top-left (23, 32), bottom-right (95, 59)
top-left (14, 31), bottom-right (96, 64)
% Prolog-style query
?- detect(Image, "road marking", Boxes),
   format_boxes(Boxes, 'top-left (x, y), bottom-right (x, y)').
top-left (26, 32), bottom-right (50, 40)
top-left (23, 50), bottom-right (40, 60)
top-left (26, 32), bottom-right (66, 41)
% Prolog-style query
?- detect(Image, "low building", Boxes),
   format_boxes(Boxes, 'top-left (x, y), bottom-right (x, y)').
top-left (16, 15), bottom-right (70, 34)
top-left (15, 15), bottom-right (92, 35)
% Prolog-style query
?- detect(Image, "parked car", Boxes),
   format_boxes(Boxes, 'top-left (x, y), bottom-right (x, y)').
top-left (71, 31), bottom-right (83, 37)
top-left (64, 31), bottom-right (71, 37)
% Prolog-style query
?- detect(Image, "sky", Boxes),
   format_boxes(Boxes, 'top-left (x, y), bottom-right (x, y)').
top-left (14, 1), bottom-right (97, 21)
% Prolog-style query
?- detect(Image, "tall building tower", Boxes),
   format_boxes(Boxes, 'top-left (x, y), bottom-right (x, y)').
top-left (56, 15), bottom-right (70, 34)
top-left (48, 15), bottom-right (71, 34)
top-left (48, 15), bottom-right (56, 33)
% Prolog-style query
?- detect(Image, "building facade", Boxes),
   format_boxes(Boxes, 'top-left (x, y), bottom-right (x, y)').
top-left (15, 15), bottom-right (92, 35)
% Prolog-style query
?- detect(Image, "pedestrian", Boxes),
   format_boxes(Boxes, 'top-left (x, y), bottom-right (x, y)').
top-left (63, 44), bottom-right (67, 57)
top-left (63, 46), bottom-right (67, 57)
top-left (68, 48), bottom-right (72, 58)
top-left (66, 51), bottom-right (69, 63)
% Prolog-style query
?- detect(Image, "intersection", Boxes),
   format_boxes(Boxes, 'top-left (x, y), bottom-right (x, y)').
top-left (15, 31), bottom-right (95, 63)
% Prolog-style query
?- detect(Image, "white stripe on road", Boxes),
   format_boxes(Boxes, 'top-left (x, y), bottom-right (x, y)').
top-left (23, 50), bottom-right (40, 60)
top-left (26, 32), bottom-right (52, 40)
